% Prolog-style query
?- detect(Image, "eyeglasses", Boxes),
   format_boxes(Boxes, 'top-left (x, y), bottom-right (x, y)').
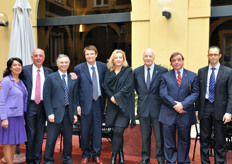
top-left (208, 54), bottom-right (220, 57)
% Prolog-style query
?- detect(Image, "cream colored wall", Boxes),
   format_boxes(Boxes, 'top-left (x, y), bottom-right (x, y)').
top-left (0, 0), bottom-right (39, 79)
top-left (0, 0), bottom-right (211, 77)
top-left (131, 0), bottom-right (210, 73)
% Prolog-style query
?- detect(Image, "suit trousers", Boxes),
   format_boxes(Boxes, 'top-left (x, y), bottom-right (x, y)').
top-left (162, 121), bottom-right (191, 164)
top-left (80, 99), bottom-right (102, 158)
top-left (25, 101), bottom-right (46, 163)
top-left (200, 101), bottom-right (227, 164)
top-left (139, 117), bottom-right (165, 162)
top-left (44, 108), bottom-right (73, 164)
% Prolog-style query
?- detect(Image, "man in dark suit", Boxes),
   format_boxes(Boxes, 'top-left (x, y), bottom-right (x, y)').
top-left (197, 46), bottom-right (232, 164)
top-left (74, 45), bottom-right (107, 164)
top-left (21, 48), bottom-right (53, 164)
top-left (159, 52), bottom-right (199, 164)
top-left (43, 54), bottom-right (78, 164)
top-left (134, 48), bottom-right (167, 164)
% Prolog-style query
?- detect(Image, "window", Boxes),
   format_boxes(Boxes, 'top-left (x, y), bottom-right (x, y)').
top-left (94, 0), bottom-right (108, 7)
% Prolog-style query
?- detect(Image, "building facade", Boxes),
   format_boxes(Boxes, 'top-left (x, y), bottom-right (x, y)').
top-left (0, 0), bottom-right (223, 75)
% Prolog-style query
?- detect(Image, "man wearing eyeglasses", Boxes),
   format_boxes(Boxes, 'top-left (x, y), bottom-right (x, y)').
top-left (197, 46), bottom-right (232, 164)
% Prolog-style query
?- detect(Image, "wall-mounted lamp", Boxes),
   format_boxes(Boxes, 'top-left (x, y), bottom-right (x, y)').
top-left (157, 0), bottom-right (173, 19)
top-left (0, 12), bottom-right (8, 26)
top-left (79, 24), bottom-right (84, 32)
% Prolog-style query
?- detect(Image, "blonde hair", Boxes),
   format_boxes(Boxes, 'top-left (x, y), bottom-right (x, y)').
top-left (107, 49), bottom-right (128, 71)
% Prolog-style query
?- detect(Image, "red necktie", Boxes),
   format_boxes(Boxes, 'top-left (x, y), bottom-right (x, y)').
top-left (177, 71), bottom-right (182, 87)
top-left (35, 69), bottom-right (41, 104)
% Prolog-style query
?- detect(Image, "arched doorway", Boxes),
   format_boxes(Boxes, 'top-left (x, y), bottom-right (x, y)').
top-left (210, 1), bottom-right (232, 67)
top-left (37, 0), bottom-right (132, 71)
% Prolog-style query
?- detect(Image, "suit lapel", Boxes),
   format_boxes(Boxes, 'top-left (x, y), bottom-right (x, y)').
top-left (171, 69), bottom-right (179, 87)
top-left (96, 61), bottom-right (102, 82)
top-left (180, 69), bottom-right (188, 87)
top-left (55, 72), bottom-right (64, 90)
top-left (28, 64), bottom-right (33, 83)
top-left (138, 66), bottom-right (146, 89)
top-left (150, 65), bottom-right (158, 84)
top-left (202, 67), bottom-right (208, 90)
top-left (44, 67), bottom-right (49, 77)
top-left (83, 62), bottom-right (92, 83)
top-left (216, 65), bottom-right (224, 85)
top-left (67, 74), bottom-right (72, 90)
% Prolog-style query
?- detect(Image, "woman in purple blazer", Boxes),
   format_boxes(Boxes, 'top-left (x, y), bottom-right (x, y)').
top-left (0, 58), bottom-right (28, 164)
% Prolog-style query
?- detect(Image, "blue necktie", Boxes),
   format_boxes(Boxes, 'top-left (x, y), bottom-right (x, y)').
top-left (146, 67), bottom-right (150, 89)
top-left (209, 67), bottom-right (216, 103)
top-left (62, 74), bottom-right (69, 106)
top-left (91, 66), bottom-right (99, 100)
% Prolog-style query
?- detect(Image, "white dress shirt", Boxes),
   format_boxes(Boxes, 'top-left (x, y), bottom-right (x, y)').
top-left (144, 63), bottom-right (155, 83)
top-left (87, 62), bottom-right (101, 96)
top-left (205, 63), bottom-right (220, 99)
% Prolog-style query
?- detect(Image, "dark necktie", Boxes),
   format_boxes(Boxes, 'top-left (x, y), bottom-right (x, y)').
top-left (35, 69), bottom-right (41, 104)
top-left (62, 74), bottom-right (69, 106)
top-left (91, 66), bottom-right (99, 100)
top-left (209, 67), bottom-right (216, 103)
top-left (177, 71), bottom-right (182, 87)
top-left (146, 67), bottom-right (150, 89)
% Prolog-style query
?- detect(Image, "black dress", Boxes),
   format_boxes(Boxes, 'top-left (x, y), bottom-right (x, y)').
top-left (102, 66), bottom-right (135, 128)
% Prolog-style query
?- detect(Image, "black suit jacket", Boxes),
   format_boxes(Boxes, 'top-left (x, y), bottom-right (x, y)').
top-left (134, 64), bottom-right (167, 118)
top-left (43, 71), bottom-right (77, 123)
top-left (21, 64), bottom-right (53, 104)
top-left (197, 65), bottom-right (232, 120)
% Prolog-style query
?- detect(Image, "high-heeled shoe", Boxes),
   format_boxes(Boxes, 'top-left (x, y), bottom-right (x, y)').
top-left (118, 149), bottom-right (124, 164)
top-left (111, 153), bottom-right (117, 164)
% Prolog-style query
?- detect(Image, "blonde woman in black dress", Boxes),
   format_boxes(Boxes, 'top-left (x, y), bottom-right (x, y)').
top-left (103, 49), bottom-right (135, 164)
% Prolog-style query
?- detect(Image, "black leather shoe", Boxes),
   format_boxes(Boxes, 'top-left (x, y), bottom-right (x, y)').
top-left (111, 153), bottom-right (117, 164)
top-left (139, 159), bottom-right (150, 164)
top-left (158, 161), bottom-right (165, 164)
top-left (63, 161), bottom-right (73, 164)
top-left (118, 149), bottom-right (124, 164)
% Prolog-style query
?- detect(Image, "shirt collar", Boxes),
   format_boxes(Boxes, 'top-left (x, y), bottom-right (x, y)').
top-left (58, 70), bottom-right (67, 77)
top-left (209, 63), bottom-right (220, 70)
top-left (87, 62), bottom-right (97, 70)
top-left (144, 63), bottom-right (155, 70)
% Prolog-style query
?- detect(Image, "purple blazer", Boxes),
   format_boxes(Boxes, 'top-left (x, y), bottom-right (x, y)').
top-left (0, 75), bottom-right (28, 120)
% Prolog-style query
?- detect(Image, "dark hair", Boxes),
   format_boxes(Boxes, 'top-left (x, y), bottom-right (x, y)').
top-left (170, 52), bottom-right (184, 62)
top-left (83, 45), bottom-right (98, 55)
top-left (3, 57), bottom-right (23, 78)
top-left (208, 46), bottom-right (221, 54)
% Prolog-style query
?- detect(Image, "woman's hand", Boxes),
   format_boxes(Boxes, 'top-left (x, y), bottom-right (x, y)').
top-left (1, 119), bottom-right (8, 129)
top-left (110, 96), bottom-right (117, 105)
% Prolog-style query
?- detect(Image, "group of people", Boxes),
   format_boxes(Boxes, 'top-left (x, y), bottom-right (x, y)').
top-left (0, 45), bottom-right (231, 164)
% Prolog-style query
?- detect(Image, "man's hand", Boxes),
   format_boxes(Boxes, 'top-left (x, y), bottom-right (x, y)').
top-left (0, 84), bottom-right (2, 90)
top-left (48, 115), bottom-right (55, 122)
top-left (1, 119), bottom-right (8, 129)
top-left (73, 115), bottom-right (78, 124)
top-left (77, 106), bottom-right (81, 116)
top-left (223, 113), bottom-right (231, 124)
top-left (173, 101), bottom-right (186, 113)
top-left (70, 72), bottom-right (78, 80)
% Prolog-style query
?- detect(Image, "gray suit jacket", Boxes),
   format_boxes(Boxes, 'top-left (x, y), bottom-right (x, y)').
top-left (43, 71), bottom-right (77, 123)
top-left (134, 64), bottom-right (167, 118)
top-left (197, 65), bottom-right (232, 120)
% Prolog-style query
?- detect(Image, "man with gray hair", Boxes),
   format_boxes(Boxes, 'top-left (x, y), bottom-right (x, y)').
top-left (134, 48), bottom-right (167, 164)
top-left (43, 54), bottom-right (78, 164)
